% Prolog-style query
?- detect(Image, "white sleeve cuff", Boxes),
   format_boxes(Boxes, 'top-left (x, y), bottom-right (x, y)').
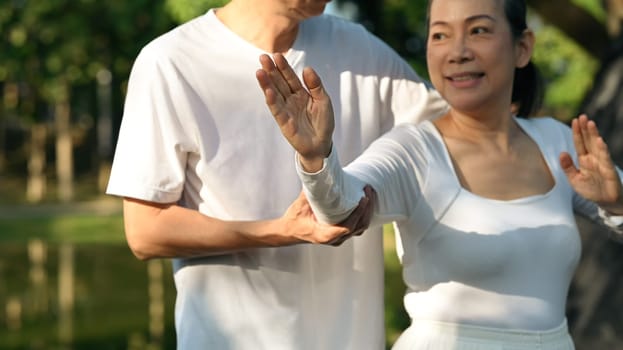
top-left (295, 149), bottom-right (365, 224)
top-left (598, 207), bottom-right (623, 231)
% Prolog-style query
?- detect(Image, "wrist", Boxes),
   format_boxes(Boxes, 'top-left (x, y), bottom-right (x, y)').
top-left (598, 204), bottom-right (623, 216)
top-left (598, 192), bottom-right (623, 215)
top-left (254, 218), bottom-right (305, 247)
top-left (299, 157), bottom-right (325, 173)
top-left (299, 143), bottom-right (332, 173)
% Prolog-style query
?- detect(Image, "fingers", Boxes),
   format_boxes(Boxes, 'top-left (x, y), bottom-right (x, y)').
top-left (273, 53), bottom-right (305, 94)
top-left (330, 185), bottom-right (377, 247)
top-left (338, 194), bottom-right (369, 233)
top-left (326, 193), bottom-right (369, 246)
top-left (259, 54), bottom-right (294, 99)
top-left (302, 67), bottom-right (327, 102)
top-left (571, 114), bottom-right (612, 165)
top-left (588, 122), bottom-right (614, 169)
top-left (559, 152), bottom-right (579, 181)
top-left (355, 185), bottom-right (376, 236)
top-left (256, 55), bottom-right (297, 127)
top-left (594, 135), bottom-right (616, 171)
top-left (256, 60), bottom-right (283, 114)
top-left (328, 233), bottom-right (351, 247)
top-left (573, 114), bottom-right (603, 156)
top-left (571, 115), bottom-right (587, 156)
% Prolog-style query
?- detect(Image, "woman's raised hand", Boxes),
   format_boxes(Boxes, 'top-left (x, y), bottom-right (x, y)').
top-left (256, 53), bottom-right (334, 172)
top-left (560, 114), bottom-right (623, 214)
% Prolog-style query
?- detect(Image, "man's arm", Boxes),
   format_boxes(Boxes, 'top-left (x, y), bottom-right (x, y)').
top-left (122, 188), bottom-right (374, 260)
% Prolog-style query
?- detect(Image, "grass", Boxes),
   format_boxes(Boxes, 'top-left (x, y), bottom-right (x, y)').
top-left (0, 214), bottom-right (126, 243)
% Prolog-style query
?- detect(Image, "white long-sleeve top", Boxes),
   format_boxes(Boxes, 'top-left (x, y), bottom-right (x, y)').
top-left (298, 116), bottom-right (623, 331)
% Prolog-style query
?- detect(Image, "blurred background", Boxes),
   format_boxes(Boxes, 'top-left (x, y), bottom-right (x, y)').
top-left (0, 0), bottom-right (622, 349)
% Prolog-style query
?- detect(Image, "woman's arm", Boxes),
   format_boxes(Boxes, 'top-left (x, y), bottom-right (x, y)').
top-left (256, 54), bottom-right (420, 228)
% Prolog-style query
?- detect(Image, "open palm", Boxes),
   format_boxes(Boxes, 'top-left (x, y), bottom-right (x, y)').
top-left (256, 53), bottom-right (334, 171)
top-left (560, 115), bottom-right (623, 211)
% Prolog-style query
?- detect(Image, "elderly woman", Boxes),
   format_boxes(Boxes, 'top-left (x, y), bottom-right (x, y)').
top-left (256, 0), bottom-right (623, 349)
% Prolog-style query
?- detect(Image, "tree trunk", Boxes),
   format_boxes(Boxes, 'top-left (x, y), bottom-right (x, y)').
top-left (605, 0), bottom-right (623, 36)
top-left (0, 112), bottom-right (5, 173)
top-left (26, 123), bottom-right (47, 203)
top-left (1, 82), bottom-right (20, 174)
top-left (96, 68), bottom-right (113, 193)
top-left (527, 0), bottom-right (610, 58)
top-left (55, 85), bottom-right (74, 203)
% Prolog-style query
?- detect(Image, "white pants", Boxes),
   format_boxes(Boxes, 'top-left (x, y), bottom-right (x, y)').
top-left (392, 319), bottom-right (574, 350)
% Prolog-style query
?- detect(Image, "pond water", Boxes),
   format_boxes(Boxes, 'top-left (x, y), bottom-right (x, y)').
top-left (0, 241), bottom-right (177, 349)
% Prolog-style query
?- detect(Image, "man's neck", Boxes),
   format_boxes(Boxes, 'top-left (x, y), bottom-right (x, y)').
top-left (215, 1), bottom-right (300, 54)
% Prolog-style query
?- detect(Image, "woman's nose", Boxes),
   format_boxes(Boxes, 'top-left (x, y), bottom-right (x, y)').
top-left (448, 36), bottom-right (474, 63)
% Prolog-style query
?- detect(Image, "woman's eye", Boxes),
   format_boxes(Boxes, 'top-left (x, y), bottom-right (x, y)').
top-left (430, 33), bottom-right (446, 41)
top-left (471, 27), bottom-right (489, 35)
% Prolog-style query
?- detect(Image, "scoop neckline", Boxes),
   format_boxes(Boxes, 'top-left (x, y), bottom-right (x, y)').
top-left (421, 118), bottom-right (558, 204)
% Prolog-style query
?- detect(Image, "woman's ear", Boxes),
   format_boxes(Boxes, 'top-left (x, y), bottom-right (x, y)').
top-left (516, 28), bottom-right (535, 68)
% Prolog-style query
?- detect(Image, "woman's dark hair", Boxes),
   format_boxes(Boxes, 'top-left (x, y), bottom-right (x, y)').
top-left (426, 0), bottom-right (544, 117)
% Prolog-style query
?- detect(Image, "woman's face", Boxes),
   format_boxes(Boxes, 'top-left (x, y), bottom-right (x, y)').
top-left (426, 0), bottom-right (531, 115)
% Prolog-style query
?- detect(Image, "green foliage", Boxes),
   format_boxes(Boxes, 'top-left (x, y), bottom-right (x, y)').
top-left (383, 225), bottom-right (409, 349)
top-left (165, 0), bottom-right (227, 23)
top-left (532, 24), bottom-right (598, 119)
top-left (0, 1), bottom-right (175, 122)
top-left (572, 0), bottom-right (606, 22)
top-left (0, 215), bottom-right (125, 243)
top-left (531, 0), bottom-right (604, 118)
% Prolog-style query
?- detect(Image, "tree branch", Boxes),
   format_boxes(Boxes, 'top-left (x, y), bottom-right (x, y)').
top-left (527, 0), bottom-right (610, 58)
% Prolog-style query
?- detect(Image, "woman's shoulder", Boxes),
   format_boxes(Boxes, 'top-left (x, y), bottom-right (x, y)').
top-left (519, 116), bottom-right (570, 130)
top-left (374, 121), bottom-right (447, 160)
top-left (519, 116), bottom-right (572, 137)
top-left (518, 116), bottom-right (574, 152)
top-left (391, 120), bottom-right (443, 143)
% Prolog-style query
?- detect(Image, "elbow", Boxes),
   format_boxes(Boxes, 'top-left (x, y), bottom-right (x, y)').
top-left (125, 226), bottom-right (157, 261)
top-left (127, 241), bottom-right (152, 261)
top-left (122, 197), bottom-right (169, 261)
top-left (123, 207), bottom-right (163, 261)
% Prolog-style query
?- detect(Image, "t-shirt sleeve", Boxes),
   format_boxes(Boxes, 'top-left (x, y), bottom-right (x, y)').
top-left (106, 44), bottom-right (198, 203)
top-left (366, 34), bottom-right (448, 133)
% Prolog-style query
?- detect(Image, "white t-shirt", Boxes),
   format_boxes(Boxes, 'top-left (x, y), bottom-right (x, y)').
top-left (106, 9), bottom-right (447, 350)
top-left (298, 117), bottom-right (623, 332)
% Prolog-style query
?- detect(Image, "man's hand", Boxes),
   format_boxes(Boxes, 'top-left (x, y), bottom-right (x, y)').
top-left (327, 185), bottom-right (377, 246)
top-left (282, 185), bottom-right (376, 246)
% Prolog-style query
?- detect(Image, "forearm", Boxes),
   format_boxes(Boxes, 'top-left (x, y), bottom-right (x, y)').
top-left (123, 198), bottom-right (301, 260)
top-left (297, 150), bottom-right (367, 224)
